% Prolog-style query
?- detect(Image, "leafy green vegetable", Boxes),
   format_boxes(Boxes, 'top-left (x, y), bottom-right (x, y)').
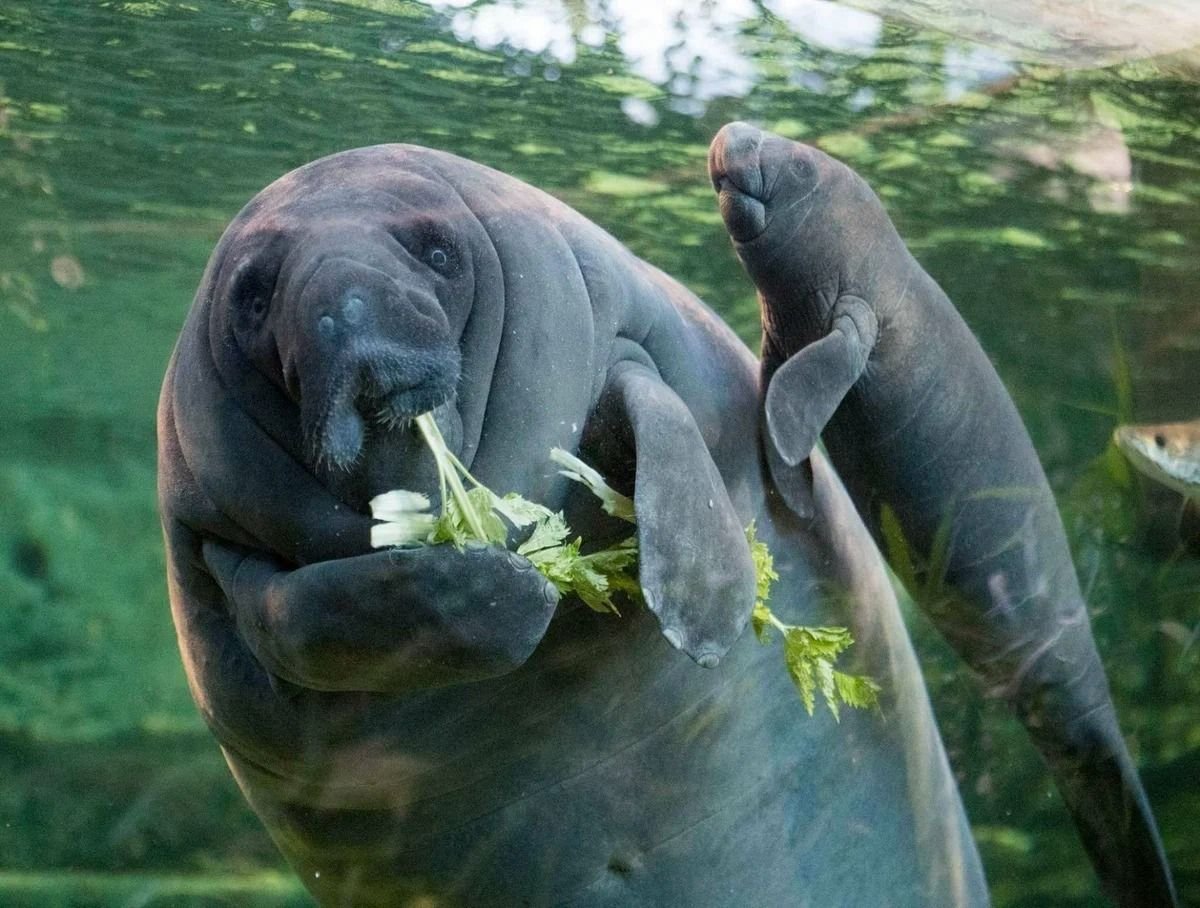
top-left (370, 413), bottom-right (641, 614)
top-left (522, 532), bottom-right (641, 616)
top-left (745, 522), bottom-right (881, 719)
top-left (369, 490), bottom-right (438, 548)
top-left (549, 447), bottom-right (636, 522)
top-left (370, 416), bottom-right (880, 716)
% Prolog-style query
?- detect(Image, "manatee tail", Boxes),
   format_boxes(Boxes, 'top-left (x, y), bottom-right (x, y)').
top-left (1046, 717), bottom-right (1176, 908)
top-left (1004, 648), bottom-right (1177, 908)
top-left (908, 490), bottom-right (1179, 908)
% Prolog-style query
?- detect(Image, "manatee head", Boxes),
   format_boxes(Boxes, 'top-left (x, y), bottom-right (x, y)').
top-left (207, 148), bottom-right (487, 473)
top-left (708, 122), bottom-right (902, 342)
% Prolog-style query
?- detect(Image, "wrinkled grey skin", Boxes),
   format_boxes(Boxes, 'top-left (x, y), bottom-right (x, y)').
top-left (160, 144), bottom-right (988, 906)
top-left (710, 122), bottom-right (1177, 908)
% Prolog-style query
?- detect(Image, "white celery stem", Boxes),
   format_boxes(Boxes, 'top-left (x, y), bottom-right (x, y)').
top-left (415, 412), bottom-right (490, 542)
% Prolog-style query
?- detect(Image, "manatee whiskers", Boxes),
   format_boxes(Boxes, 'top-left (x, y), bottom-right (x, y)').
top-left (367, 346), bottom-right (461, 429)
top-left (304, 367), bottom-right (367, 473)
top-left (372, 402), bottom-right (412, 432)
top-left (301, 341), bottom-right (461, 472)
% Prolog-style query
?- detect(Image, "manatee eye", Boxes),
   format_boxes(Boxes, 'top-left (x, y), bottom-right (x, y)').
top-left (416, 223), bottom-right (459, 274)
top-left (388, 220), bottom-right (462, 275)
top-left (422, 238), bottom-right (458, 274)
top-left (421, 237), bottom-right (458, 275)
top-left (228, 244), bottom-right (282, 325)
top-left (236, 271), bottom-right (274, 322)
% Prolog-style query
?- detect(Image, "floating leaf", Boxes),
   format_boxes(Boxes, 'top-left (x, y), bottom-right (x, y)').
top-left (746, 523), bottom-right (879, 717)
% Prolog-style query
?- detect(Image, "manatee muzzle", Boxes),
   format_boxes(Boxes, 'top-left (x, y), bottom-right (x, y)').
top-left (289, 257), bottom-right (461, 471)
top-left (301, 339), bottom-right (460, 471)
top-left (709, 121), bottom-right (769, 242)
top-left (709, 121), bottom-right (820, 244)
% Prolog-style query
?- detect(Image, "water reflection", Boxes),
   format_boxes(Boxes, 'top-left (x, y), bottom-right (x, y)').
top-left (994, 119), bottom-right (1134, 215)
top-left (421, 0), bottom-right (902, 115)
top-left (417, 0), bottom-right (1200, 122)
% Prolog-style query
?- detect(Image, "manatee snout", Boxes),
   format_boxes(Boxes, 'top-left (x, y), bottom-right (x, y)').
top-left (291, 257), bottom-right (460, 470)
top-left (708, 122), bottom-right (821, 243)
top-left (709, 122), bottom-right (768, 242)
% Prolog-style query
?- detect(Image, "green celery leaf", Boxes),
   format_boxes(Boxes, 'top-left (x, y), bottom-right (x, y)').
top-left (746, 521), bottom-right (779, 604)
top-left (466, 487), bottom-right (508, 544)
top-left (517, 512), bottom-right (572, 556)
top-left (751, 601), bottom-right (774, 643)
top-left (835, 671), bottom-right (882, 711)
top-left (551, 447), bottom-right (636, 522)
top-left (783, 632), bottom-right (818, 716)
top-left (492, 491), bottom-right (555, 528)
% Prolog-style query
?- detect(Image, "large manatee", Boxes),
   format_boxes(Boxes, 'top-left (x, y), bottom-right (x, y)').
top-left (708, 121), bottom-right (1177, 908)
top-left (159, 144), bottom-right (988, 906)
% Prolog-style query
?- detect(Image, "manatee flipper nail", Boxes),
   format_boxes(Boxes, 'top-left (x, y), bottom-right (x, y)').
top-left (765, 294), bottom-right (877, 468)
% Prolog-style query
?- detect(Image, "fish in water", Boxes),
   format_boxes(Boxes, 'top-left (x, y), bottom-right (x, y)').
top-left (1114, 419), bottom-right (1200, 554)
top-left (1114, 420), bottom-right (1200, 502)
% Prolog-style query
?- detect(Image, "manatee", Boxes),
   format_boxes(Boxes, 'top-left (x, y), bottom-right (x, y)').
top-left (159, 143), bottom-right (988, 906)
top-left (709, 121), bottom-right (1177, 908)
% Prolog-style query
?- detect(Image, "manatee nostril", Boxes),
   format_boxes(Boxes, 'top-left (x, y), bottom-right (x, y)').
top-left (318, 314), bottom-right (336, 337)
top-left (342, 294), bottom-right (365, 325)
top-left (710, 121), bottom-right (765, 199)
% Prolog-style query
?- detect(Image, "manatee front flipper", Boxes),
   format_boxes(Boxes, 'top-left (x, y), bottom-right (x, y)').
top-left (203, 540), bottom-right (559, 693)
top-left (764, 294), bottom-right (878, 468)
top-left (586, 362), bottom-right (757, 667)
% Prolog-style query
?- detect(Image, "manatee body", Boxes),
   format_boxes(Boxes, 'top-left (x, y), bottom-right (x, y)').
top-left (709, 122), bottom-right (1177, 907)
top-left (159, 144), bottom-right (986, 906)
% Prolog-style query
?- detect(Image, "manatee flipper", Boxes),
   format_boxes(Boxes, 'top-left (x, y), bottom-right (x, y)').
top-left (588, 362), bottom-right (756, 667)
top-left (763, 430), bottom-right (816, 520)
top-left (764, 294), bottom-right (878, 467)
top-left (202, 540), bottom-right (559, 694)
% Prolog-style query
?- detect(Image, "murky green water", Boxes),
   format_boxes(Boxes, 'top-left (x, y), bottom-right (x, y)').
top-left (1, 1), bottom-right (1197, 905)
